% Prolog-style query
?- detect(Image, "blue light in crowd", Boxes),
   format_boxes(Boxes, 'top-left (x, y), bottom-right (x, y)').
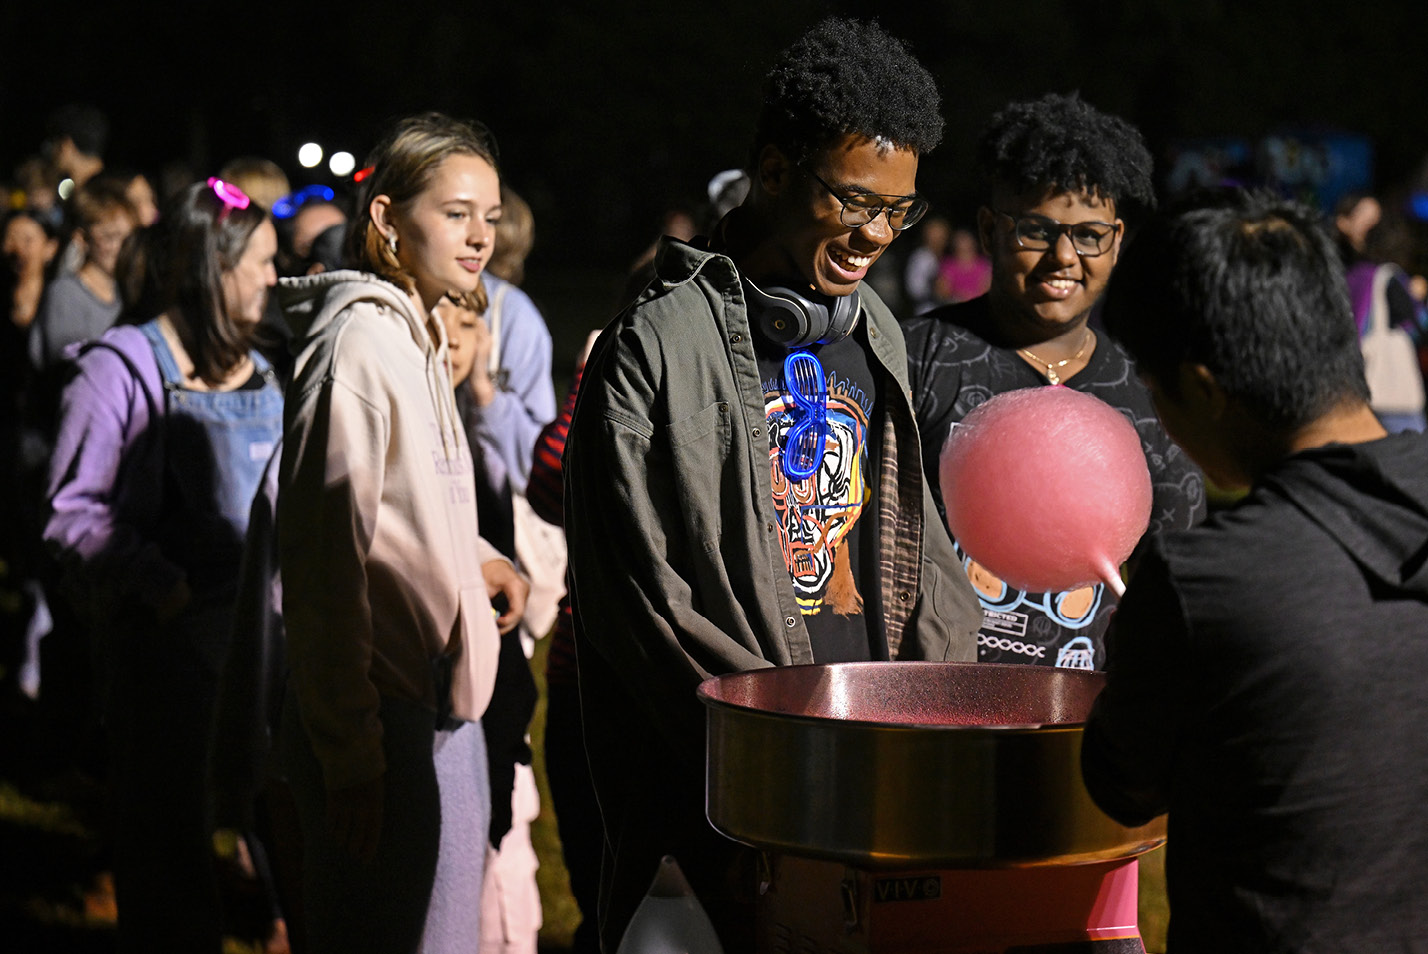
top-left (272, 184), bottom-right (337, 220)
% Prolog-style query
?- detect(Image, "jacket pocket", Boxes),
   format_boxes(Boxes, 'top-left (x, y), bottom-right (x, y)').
top-left (446, 584), bottom-right (501, 724)
top-left (665, 400), bottom-right (733, 552)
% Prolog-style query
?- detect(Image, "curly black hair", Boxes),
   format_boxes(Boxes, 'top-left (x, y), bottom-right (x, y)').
top-left (977, 93), bottom-right (1155, 217)
top-left (752, 17), bottom-right (943, 169)
top-left (1103, 188), bottom-right (1366, 431)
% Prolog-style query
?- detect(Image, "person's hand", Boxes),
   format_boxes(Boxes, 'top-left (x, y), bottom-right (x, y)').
top-left (482, 558), bottom-right (529, 635)
top-left (154, 578), bottom-right (192, 623)
top-left (468, 320), bottom-right (497, 408)
top-left (578, 328), bottom-right (602, 369)
top-left (326, 776), bottom-right (384, 863)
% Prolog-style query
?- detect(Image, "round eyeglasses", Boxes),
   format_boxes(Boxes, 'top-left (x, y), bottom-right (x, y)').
top-left (805, 168), bottom-right (929, 231)
top-left (992, 209), bottom-right (1120, 257)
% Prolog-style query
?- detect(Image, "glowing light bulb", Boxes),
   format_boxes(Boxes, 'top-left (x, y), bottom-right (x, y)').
top-left (329, 151), bottom-right (356, 177)
top-left (298, 143), bottom-right (324, 169)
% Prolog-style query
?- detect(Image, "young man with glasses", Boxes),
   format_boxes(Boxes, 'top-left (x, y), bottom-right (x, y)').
top-left (904, 93), bottom-right (1205, 673)
top-left (564, 18), bottom-right (981, 951)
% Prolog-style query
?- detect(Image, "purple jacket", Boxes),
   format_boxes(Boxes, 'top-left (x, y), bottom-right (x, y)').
top-left (44, 325), bottom-right (185, 616)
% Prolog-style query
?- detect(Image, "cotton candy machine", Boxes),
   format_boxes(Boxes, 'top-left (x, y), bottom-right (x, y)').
top-left (698, 662), bottom-right (1165, 953)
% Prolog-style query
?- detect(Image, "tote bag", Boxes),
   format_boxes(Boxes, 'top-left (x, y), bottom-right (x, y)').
top-left (1361, 264), bottom-right (1425, 416)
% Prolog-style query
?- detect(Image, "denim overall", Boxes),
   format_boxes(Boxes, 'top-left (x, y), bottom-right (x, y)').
top-left (109, 320), bottom-right (283, 954)
top-left (139, 320), bottom-right (284, 664)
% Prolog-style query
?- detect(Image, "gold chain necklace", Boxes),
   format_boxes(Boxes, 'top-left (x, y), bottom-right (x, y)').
top-left (1018, 327), bottom-right (1093, 385)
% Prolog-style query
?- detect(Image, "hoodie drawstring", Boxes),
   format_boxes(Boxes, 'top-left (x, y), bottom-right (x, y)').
top-left (427, 314), bottom-right (464, 463)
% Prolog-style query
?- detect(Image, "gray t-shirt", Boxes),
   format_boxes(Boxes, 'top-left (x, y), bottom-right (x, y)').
top-left (28, 272), bottom-right (122, 371)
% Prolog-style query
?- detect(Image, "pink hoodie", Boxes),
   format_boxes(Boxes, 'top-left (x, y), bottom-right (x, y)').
top-left (277, 269), bottom-right (502, 791)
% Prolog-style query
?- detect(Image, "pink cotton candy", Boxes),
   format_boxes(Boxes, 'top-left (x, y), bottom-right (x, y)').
top-left (939, 386), bottom-right (1152, 596)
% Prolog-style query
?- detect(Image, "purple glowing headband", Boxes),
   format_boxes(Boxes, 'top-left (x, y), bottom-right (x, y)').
top-left (207, 177), bottom-right (251, 217)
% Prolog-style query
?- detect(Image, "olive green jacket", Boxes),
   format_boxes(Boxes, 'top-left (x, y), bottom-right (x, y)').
top-left (565, 238), bottom-right (980, 745)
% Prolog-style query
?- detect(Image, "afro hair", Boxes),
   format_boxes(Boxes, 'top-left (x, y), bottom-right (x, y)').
top-left (977, 93), bottom-right (1156, 218)
top-left (753, 17), bottom-right (943, 169)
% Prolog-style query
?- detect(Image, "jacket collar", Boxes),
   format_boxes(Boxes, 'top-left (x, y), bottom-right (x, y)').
top-left (646, 234), bottom-right (914, 401)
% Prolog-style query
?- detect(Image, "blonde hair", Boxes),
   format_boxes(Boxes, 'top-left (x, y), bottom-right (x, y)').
top-left (217, 157), bottom-right (291, 212)
top-left (487, 186), bottom-right (533, 286)
top-left (349, 112), bottom-right (501, 313)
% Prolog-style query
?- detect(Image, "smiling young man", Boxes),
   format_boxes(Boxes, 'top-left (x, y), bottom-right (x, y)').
top-left (904, 93), bottom-right (1204, 672)
top-left (564, 18), bottom-right (980, 951)
top-left (1083, 190), bottom-right (1428, 951)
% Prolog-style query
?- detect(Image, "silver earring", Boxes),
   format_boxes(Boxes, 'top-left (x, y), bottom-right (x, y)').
top-left (387, 233), bottom-right (398, 253)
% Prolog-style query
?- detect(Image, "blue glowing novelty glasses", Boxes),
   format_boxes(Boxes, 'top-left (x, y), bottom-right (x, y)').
top-left (782, 350), bottom-right (829, 481)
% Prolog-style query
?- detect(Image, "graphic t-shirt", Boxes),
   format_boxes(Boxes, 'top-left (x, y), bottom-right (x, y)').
top-left (756, 329), bottom-right (882, 663)
top-left (902, 295), bottom-right (1206, 671)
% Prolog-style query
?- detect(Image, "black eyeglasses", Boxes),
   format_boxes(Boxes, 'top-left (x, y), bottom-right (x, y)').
top-left (805, 168), bottom-right (929, 231)
top-left (992, 209), bottom-right (1120, 257)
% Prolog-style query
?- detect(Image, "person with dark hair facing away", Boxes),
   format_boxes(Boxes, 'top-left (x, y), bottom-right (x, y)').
top-left (43, 104), bottom-right (111, 275)
top-left (44, 103), bottom-right (108, 190)
top-left (904, 92), bottom-right (1204, 672)
top-left (44, 178), bottom-right (283, 953)
top-left (564, 18), bottom-right (981, 950)
top-left (1082, 189), bottom-right (1428, 951)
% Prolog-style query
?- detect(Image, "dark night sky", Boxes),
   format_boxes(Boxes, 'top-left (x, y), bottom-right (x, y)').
top-left (4, 0), bottom-right (1426, 275)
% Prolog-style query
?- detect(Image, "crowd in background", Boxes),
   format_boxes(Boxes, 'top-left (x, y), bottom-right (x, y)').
top-left (4, 93), bottom-right (1428, 954)
top-left (0, 100), bottom-right (757, 954)
top-left (0, 105), bottom-right (563, 954)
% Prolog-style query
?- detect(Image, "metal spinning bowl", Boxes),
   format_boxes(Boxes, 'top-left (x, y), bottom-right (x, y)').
top-left (698, 661), bottom-right (1165, 869)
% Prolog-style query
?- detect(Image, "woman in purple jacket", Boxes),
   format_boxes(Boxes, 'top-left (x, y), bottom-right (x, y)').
top-left (44, 178), bottom-right (282, 954)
